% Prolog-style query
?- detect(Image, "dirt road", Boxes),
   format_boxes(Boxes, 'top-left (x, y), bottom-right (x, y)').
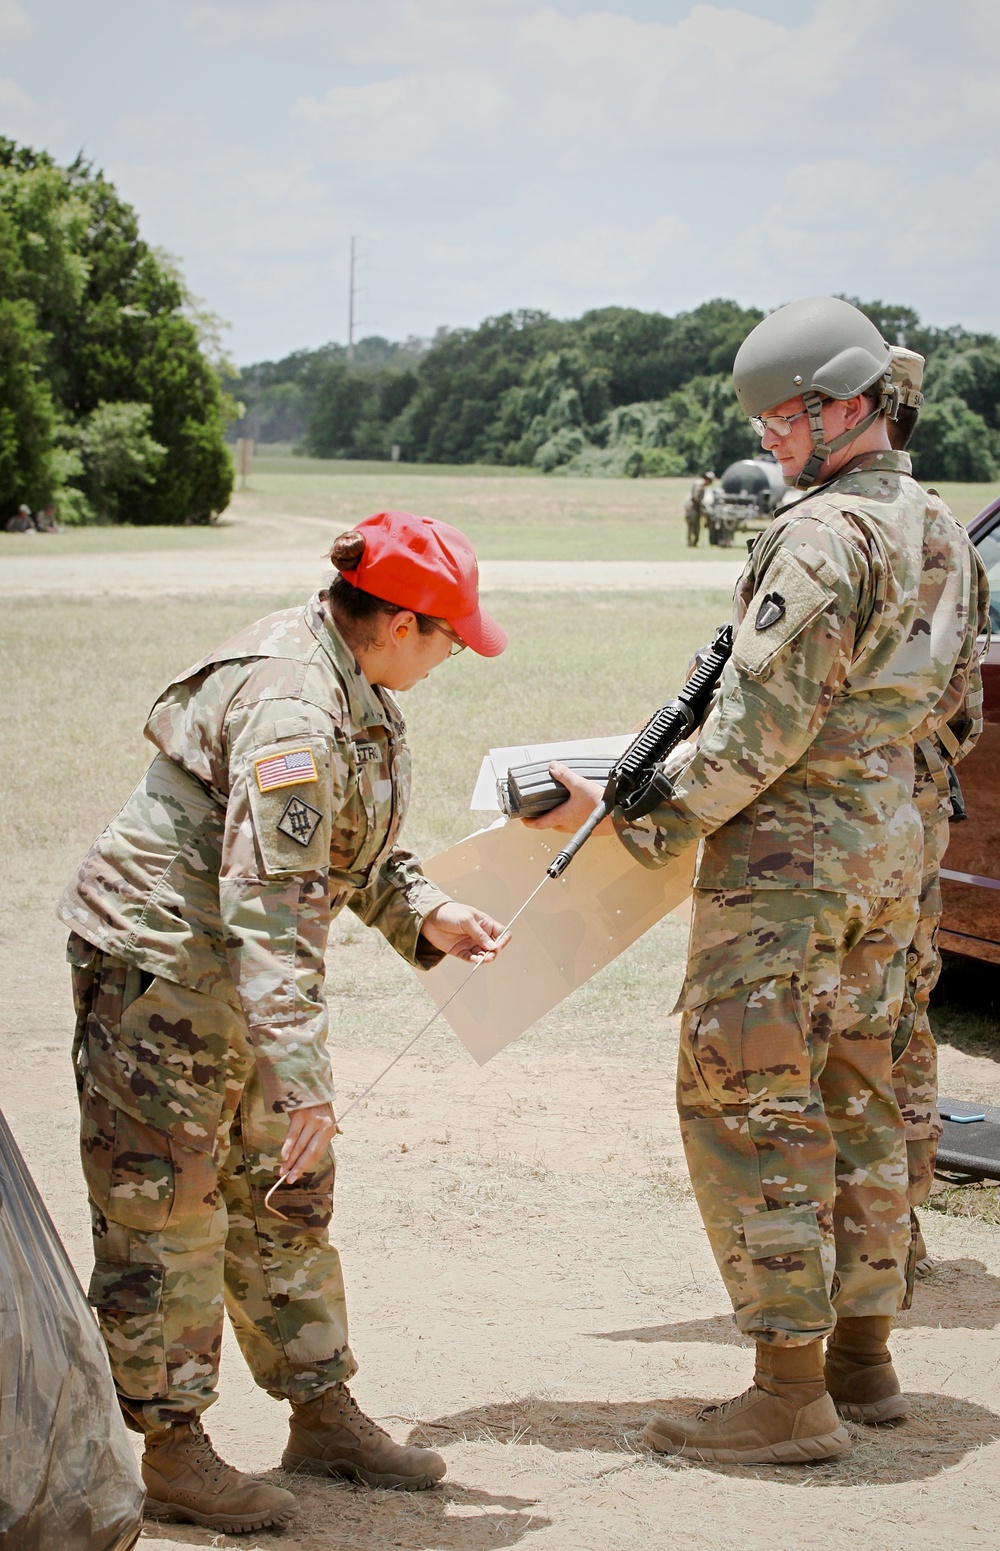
top-left (0, 551), bottom-right (745, 597)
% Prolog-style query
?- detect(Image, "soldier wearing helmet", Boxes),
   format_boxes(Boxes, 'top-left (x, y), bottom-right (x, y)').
top-left (531, 297), bottom-right (986, 1464)
top-left (684, 470), bottom-right (716, 547)
top-left (881, 345), bottom-right (989, 1272)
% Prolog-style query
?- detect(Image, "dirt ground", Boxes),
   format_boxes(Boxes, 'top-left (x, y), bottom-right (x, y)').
top-left (6, 909), bottom-right (1000, 1551)
top-left (3, 501), bottom-right (1000, 1551)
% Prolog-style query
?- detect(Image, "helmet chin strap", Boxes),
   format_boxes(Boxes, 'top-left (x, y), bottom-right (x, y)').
top-left (795, 389), bottom-right (881, 489)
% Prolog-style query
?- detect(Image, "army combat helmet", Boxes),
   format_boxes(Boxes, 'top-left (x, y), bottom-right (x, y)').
top-left (733, 296), bottom-right (893, 488)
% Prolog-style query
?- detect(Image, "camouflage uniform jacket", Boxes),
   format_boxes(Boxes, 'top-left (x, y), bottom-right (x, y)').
top-left (616, 451), bottom-right (982, 896)
top-left (59, 595), bottom-right (450, 1114)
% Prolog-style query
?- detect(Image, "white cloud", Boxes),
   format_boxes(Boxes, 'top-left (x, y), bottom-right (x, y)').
top-left (0, 0), bottom-right (31, 46)
top-left (0, 74), bottom-right (68, 148)
top-left (91, 0), bottom-right (1000, 356)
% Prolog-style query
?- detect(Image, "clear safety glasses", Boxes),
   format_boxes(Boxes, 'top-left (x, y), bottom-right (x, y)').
top-left (429, 621), bottom-right (467, 656)
top-left (749, 407), bottom-right (812, 439)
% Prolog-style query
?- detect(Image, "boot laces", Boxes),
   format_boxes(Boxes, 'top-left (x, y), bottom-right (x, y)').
top-left (698, 1384), bottom-right (760, 1421)
top-left (331, 1387), bottom-right (387, 1442)
top-left (183, 1421), bottom-right (232, 1485)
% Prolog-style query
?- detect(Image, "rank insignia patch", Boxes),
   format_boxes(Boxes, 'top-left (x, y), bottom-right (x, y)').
top-left (277, 795), bottom-right (323, 847)
top-left (254, 747), bottom-right (318, 792)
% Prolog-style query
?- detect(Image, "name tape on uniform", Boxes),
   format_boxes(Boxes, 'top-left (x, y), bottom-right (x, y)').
top-left (254, 747), bottom-right (318, 792)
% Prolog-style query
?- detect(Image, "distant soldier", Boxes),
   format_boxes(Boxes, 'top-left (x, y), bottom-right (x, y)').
top-left (5, 503), bottom-right (36, 532)
top-left (684, 470), bottom-right (715, 546)
top-left (35, 503), bottom-right (60, 533)
top-left (884, 346), bottom-right (991, 1273)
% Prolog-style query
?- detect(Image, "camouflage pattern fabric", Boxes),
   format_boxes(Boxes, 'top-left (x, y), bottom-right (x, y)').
top-left (616, 452), bottom-right (980, 896)
top-left (71, 934), bottom-right (355, 1433)
top-left (677, 887), bottom-right (918, 1344)
top-left (59, 594), bottom-right (449, 1115)
top-left (616, 451), bottom-right (983, 1342)
top-left (890, 759), bottom-right (950, 1208)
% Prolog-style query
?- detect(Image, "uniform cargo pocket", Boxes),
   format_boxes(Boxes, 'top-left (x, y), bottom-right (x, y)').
top-left (87, 979), bottom-right (227, 1156)
top-left (742, 1204), bottom-right (833, 1336)
top-left (88, 1259), bottom-right (167, 1399)
top-left (677, 921), bottom-right (813, 1110)
top-left (80, 1081), bottom-right (176, 1233)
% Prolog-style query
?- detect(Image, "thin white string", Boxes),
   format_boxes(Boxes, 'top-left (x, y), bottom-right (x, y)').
top-left (336, 869), bottom-right (553, 1124)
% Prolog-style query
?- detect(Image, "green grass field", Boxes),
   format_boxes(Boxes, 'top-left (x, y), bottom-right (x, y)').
top-left (4, 450), bottom-right (995, 561)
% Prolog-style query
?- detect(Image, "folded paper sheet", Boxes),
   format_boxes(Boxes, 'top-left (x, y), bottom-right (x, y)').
top-left (420, 820), bottom-right (696, 1065)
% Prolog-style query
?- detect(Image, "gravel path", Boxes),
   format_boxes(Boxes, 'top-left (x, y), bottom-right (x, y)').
top-left (0, 552), bottom-right (744, 597)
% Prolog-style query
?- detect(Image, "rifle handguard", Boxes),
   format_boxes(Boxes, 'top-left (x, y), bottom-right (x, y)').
top-left (546, 621), bottom-right (733, 879)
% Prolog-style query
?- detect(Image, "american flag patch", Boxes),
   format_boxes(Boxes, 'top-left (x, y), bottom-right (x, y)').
top-left (254, 747), bottom-right (318, 793)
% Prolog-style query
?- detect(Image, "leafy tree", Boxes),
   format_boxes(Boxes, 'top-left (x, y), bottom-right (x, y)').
top-left (0, 297), bottom-right (57, 513)
top-left (72, 400), bottom-right (166, 523)
top-left (909, 397), bottom-right (999, 483)
top-left (0, 137), bottom-right (234, 524)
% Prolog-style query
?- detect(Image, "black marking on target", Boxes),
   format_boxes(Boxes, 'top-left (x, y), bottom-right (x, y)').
top-left (277, 795), bottom-right (323, 847)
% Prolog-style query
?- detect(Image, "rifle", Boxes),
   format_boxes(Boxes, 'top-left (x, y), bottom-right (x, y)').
top-left (544, 622), bottom-right (733, 878)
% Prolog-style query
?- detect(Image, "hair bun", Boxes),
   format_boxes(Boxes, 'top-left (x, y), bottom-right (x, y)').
top-left (329, 530), bottom-right (366, 571)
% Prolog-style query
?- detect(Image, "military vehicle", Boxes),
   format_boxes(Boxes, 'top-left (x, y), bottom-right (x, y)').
top-left (706, 455), bottom-right (787, 546)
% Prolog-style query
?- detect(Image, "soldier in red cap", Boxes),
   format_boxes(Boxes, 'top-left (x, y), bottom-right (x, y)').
top-left (59, 511), bottom-right (508, 1533)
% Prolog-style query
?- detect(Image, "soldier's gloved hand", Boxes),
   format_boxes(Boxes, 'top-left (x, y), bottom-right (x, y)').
top-left (281, 1101), bottom-right (338, 1184)
top-left (421, 902), bottom-right (511, 962)
top-left (520, 761), bottom-right (612, 834)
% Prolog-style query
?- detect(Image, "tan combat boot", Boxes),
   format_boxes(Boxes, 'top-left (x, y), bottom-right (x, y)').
top-left (283, 1384), bottom-right (446, 1490)
top-left (643, 1339), bottom-right (851, 1464)
top-left (825, 1315), bottom-right (910, 1424)
top-left (142, 1419), bottom-right (296, 1533)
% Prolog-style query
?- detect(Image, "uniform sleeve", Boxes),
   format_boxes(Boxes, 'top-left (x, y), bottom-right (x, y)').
top-left (614, 520), bottom-right (868, 867)
top-left (347, 847), bottom-right (450, 969)
top-left (219, 700), bottom-right (345, 1114)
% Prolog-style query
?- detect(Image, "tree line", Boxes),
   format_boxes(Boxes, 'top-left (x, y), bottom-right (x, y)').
top-left (1, 139), bottom-right (233, 525)
top-left (230, 299), bottom-right (1000, 483)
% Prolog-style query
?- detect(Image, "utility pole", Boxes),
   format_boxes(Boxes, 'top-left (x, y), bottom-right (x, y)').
top-left (347, 235), bottom-right (358, 361)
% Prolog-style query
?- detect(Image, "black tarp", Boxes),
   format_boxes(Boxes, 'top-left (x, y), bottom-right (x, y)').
top-left (0, 1108), bottom-right (144, 1551)
top-left (937, 1096), bottom-right (1000, 1180)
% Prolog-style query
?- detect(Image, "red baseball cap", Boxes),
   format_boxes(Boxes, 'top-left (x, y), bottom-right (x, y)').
top-left (338, 510), bottom-right (507, 657)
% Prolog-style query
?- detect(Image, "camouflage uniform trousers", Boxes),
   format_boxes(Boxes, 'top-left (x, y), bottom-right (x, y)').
top-left (676, 887), bottom-right (919, 1346)
top-left (891, 792), bottom-right (950, 1209)
top-left (70, 936), bottom-right (355, 1435)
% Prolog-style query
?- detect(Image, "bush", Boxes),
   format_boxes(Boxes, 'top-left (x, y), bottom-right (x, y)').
top-left (909, 397), bottom-right (999, 483)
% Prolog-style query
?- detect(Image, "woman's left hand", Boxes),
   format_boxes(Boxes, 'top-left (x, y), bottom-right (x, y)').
top-left (422, 902), bottom-right (511, 962)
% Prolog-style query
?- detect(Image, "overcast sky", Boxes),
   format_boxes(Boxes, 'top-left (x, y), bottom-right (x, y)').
top-left (3, 0), bottom-right (999, 363)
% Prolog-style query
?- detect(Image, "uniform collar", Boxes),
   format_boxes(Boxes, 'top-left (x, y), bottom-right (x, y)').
top-left (306, 593), bottom-right (400, 732)
top-left (831, 448), bottom-right (912, 479)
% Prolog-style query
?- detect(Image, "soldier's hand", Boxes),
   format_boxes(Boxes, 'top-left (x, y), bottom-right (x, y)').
top-left (281, 1101), bottom-right (338, 1183)
top-left (421, 902), bottom-right (511, 962)
top-left (520, 762), bottom-right (612, 834)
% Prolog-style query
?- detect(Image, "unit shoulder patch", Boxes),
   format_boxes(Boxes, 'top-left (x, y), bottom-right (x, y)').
top-left (276, 795), bottom-right (323, 847)
top-left (734, 547), bottom-right (838, 679)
